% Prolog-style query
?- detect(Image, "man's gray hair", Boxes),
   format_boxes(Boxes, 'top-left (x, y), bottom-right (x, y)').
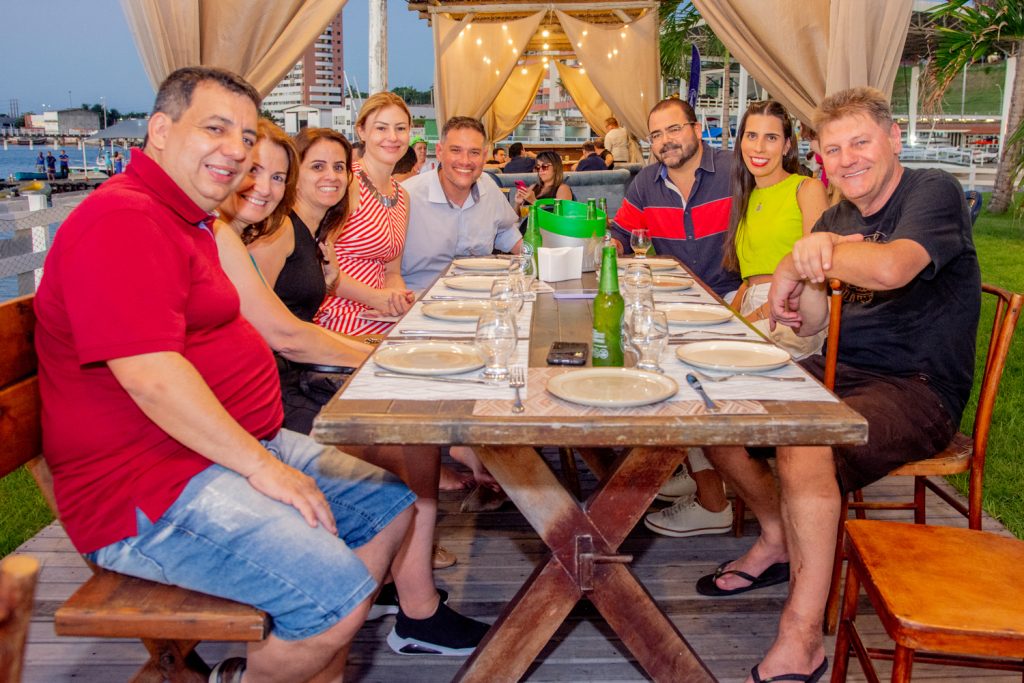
top-left (813, 86), bottom-right (894, 132)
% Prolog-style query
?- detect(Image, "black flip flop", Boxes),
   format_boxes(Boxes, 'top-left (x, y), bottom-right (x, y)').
top-left (751, 657), bottom-right (828, 683)
top-left (695, 559), bottom-right (790, 596)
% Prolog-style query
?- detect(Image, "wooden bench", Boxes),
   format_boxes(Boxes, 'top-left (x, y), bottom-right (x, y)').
top-left (0, 294), bottom-right (269, 682)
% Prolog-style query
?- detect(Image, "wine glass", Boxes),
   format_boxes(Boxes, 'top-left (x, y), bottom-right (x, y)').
top-left (475, 305), bottom-right (518, 380)
top-left (630, 228), bottom-right (652, 259)
top-left (490, 276), bottom-right (524, 315)
top-left (628, 308), bottom-right (669, 373)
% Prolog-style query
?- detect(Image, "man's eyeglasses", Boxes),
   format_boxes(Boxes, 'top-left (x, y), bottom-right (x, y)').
top-left (648, 122), bottom-right (697, 144)
top-left (536, 163), bottom-right (553, 171)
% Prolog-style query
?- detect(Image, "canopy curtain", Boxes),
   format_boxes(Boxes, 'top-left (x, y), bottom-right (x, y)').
top-left (433, 11), bottom-right (544, 126)
top-left (483, 63), bottom-right (546, 144)
top-left (555, 9), bottom-right (659, 139)
top-left (555, 62), bottom-right (614, 136)
top-left (119, 0), bottom-right (348, 97)
top-left (691, 0), bottom-right (912, 126)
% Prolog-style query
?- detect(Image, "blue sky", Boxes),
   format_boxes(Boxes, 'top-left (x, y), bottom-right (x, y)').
top-left (0, 1), bottom-right (434, 115)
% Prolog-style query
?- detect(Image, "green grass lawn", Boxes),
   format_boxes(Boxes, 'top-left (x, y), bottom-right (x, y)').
top-left (2, 198), bottom-right (1023, 557)
top-left (890, 62), bottom-right (1007, 116)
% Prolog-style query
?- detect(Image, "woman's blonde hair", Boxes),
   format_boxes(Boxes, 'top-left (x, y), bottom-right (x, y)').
top-left (355, 92), bottom-right (412, 138)
top-left (239, 119), bottom-right (299, 245)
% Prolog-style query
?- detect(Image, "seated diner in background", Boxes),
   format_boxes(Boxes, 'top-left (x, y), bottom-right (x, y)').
top-left (721, 99), bottom-right (829, 358)
top-left (31, 65), bottom-right (416, 682)
top-left (573, 140), bottom-right (608, 172)
top-left (215, 120), bottom-right (371, 435)
top-left (484, 146), bottom-right (508, 170)
top-left (700, 86), bottom-right (981, 683)
top-left (314, 92), bottom-right (416, 335)
top-left (511, 150), bottom-right (573, 216)
top-left (502, 141), bottom-right (536, 173)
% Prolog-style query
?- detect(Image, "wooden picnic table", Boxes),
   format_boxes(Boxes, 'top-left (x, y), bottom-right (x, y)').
top-left (313, 270), bottom-right (867, 683)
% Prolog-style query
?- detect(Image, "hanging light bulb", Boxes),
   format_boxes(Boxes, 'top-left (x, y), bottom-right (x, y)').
top-left (521, 67), bottom-right (528, 75)
top-left (512, 47), bottom-right (518, 55)
top-left (582, 30), bottom-right (588, 36)
top-left (577, 41), bottom-right (582, 48)
top-left (621, 32), bottom-right (626, 39)
top-left (508, 38), bottom-right (513, 45)
top-left (502, 24), bottom-right (508, 30)
top-left (542, 29), bottom-right (550, 38)
top-left (613, 48), bottom-right (619, 55)
top-left (542, 43), bottom-right (549, 50)
top-left (476, 38), bottom-right (482, 46)
top-left (580, 68), bottom-right (586, 74)
top-left (495, 69), bottom-right (500, 76)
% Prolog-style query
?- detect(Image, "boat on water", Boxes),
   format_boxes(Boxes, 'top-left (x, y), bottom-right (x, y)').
top-left (14, 171), bottom-right (48, 181)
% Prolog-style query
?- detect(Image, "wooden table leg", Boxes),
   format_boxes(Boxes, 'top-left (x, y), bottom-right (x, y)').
top-left (464, 446), bottom-right (715, 683)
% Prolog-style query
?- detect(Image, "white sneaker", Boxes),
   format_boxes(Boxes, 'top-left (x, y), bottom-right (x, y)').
top-left (644, 496), bottom-right (733, 537)
top-left (655, 468), bottom-right (697, 502)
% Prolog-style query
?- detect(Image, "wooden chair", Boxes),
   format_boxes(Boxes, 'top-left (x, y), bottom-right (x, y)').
top-left (0, 294), bottom-right (269, 682)
top-left (832, 519), bottom-right (1024, 682)
top-left (823, 283), bottom-right (1024, 633)
top-left (0, 555), bottom-right (40, 682)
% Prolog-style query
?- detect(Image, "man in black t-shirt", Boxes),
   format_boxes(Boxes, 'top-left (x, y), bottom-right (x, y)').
top-left (700, 87), bottom-right (980, 683)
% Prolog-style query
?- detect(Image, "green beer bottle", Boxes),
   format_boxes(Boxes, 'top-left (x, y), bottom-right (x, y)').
top-left (522, 203), bottom-right (543, 276)
top-left (592, 246), bottom-right (624, 367)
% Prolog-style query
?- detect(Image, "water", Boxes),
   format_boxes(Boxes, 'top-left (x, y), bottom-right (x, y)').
top-left (0, 144), bottom-right (130, 180)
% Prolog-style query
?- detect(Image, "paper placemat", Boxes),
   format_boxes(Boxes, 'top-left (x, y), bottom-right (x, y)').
top-left (472, 367), bottom-right (766, 416)
top-left (338, 342), bottom-right (530, 401)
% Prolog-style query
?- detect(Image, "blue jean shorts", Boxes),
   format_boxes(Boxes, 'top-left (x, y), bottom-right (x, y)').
top-left (87, 429), bottom-right (415, 640)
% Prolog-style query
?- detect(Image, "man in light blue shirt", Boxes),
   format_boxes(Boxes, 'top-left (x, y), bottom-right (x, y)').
top-left (401, 117), bottom-right (521, 291)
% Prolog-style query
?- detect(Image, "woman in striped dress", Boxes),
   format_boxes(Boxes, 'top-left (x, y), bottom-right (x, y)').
top-left (314, 92), bottom-right (416, 335)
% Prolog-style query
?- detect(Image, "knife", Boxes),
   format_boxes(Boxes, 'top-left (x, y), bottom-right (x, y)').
top-left (686, 373), bottom-right (717, 411)
top-left (373, 371), bottom-right (497, 385)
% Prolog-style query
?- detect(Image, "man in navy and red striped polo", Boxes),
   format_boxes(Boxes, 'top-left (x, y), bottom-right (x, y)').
top-left (610, 98), bottom-right (741, 298)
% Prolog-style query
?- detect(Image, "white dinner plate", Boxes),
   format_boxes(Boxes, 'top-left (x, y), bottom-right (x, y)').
top-left (675, 340), bottom-right (791, 372)
top-left (453, 257), bottom-right (510, 273)
top-left (445, 275), bottom-right (498, 292)
top-left (546, 368), bottom-right (678, 407)
top-left (373, 342), bottom-right (485, 376)
top-left (619, 257), bottom-right (679, 272)
top-left (421, 300), bottom-right (491, 322)
top-left (652, 275), bottom-right (695, 291)
top-left (657, 303), bottom-right (734, 326)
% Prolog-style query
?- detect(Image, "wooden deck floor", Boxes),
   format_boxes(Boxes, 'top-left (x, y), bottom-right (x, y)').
top-left (15, 451), bottom-right (1019, 682)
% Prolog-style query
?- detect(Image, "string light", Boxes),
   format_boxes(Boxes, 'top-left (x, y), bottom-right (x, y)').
top-left (512, 47), bottom-right (518, 55)
top-left (577, 41), bottom-right (582, 48)
top-left (495, 69), bottom-right (500, 75)
top-left (508, 38), bottom-right (513, 45)
top-left (582, 30), bottom-right (588, 36)
top-left (607, 52), bottom-right (612, 59)
top-left (613, 49), bottom-right (619, 55)
top-left (476, 38), bottom-right (482, 46)
top-left (542, 29), bottom-right (550, 37)
top-left (521, 68), bottom-right (528, 75)
top-left (502, 24), bottom-right (508, 30)
top-left (542, 43), bottom-right (549, 50)
top-left (620, 32), bottom-right (626, 39)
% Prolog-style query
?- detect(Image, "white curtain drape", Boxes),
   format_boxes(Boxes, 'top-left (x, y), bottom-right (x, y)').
top-left (555, 9), bottom-right (660, 139)
top-left (432, 11), bottom-right (544, 126)
top-left (555, 62), bottom-right (614, 137)
top-left (691, 0), bottom-right (913, 126)
top-left (483, 63), bottom-right (546, 143)
top-left (119, 0), bottom-right (348, 97)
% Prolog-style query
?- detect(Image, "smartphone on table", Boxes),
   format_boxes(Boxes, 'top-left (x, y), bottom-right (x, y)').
top-left (546, 341), bottom-right (589, 366)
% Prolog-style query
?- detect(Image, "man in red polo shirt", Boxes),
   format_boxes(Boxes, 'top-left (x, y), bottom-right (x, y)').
top-left (34, 67), bottom-right (415, 681)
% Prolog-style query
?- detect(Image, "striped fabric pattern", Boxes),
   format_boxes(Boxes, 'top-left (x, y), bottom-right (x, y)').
top-left (315, 163), bottom-right (408, 335)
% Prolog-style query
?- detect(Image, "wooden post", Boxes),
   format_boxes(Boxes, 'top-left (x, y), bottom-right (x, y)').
top-left (909, 64), bottom-right (920, 147)
top-left (369, 0), bottom-right (388, 94)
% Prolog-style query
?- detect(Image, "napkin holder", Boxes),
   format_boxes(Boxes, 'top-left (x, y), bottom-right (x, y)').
top-left (538, 246), bottom-right (583, 283)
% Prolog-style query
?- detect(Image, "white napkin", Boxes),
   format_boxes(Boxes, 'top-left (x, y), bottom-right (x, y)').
top-left (538, 246), bottom-right (583, 282)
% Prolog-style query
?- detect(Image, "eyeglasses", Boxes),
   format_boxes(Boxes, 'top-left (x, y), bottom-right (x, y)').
top-left (648, 122), bottom-right (697, 144)
top-left (536, 163), bottom-right (553, 171)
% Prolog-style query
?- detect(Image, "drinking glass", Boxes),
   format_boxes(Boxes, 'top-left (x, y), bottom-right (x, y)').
top-left (507, 254), bottom-right (536, 291)
top-left (628, 308), bottom-right (669, 373)
top-left (475, 306), bottom-right (518, 380)
top-left (621, 262), bottom-right (654, 309)
top-left (490, 276), bottom-right (524, 315)
top-left (630, 228), bottom-right (652, 259)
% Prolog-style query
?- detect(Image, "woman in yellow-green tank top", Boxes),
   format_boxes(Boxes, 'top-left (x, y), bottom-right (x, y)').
top-left (722, 101), bottom-right (829, 358)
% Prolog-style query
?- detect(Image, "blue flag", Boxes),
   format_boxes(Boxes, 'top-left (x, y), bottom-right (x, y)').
top-left (687, 45), bottom-right (701, 109)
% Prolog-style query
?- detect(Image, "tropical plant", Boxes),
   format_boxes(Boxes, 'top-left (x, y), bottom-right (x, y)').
top-left (926, 0), bottom-right (1024, 214)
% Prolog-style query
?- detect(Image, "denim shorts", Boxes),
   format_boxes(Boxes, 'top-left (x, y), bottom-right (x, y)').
top-left (87, 429), bottom-right (415, 640)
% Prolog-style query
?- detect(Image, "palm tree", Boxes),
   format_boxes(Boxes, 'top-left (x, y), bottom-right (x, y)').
top-left (927, 0), bottom-right (1024, 214)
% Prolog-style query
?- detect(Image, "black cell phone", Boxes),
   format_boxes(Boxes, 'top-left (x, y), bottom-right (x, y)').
top-left (547, 341), bottom-right (589, 366)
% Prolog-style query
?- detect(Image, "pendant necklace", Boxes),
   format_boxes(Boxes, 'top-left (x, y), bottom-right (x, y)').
top-left (360, 169), bottom-right (399, 209)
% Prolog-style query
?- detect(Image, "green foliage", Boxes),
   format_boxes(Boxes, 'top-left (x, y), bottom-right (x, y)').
top-left (0, 468), bottom-right (53, 558)
top-left (391, 85), bottom-right (432, 106)
top-left (658, 0), bottom-right (724, 84)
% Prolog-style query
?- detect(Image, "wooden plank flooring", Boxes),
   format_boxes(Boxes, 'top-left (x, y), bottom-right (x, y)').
top-left (15, 451), bottom-right (1020, 682)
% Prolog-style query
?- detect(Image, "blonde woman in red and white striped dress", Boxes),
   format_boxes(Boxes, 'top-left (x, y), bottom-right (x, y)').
top-left (315, 93), bottom-right (416, 335)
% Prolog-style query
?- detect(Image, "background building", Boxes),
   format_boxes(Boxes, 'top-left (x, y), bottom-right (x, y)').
top-left (263, 11), bottom-right (345, 122)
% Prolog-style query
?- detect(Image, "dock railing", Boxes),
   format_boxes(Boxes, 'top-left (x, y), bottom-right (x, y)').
top-left (0, 194), bottom-right (85, 299)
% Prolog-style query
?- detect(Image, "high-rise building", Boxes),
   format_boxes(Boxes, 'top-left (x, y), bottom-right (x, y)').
top-left (263, 12), bottom-right (345, 122)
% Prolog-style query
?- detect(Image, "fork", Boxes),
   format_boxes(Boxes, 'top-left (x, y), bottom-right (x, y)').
top-left (510, 365), bottom-right (526, 413)
top-left (687, 368), bottom-right (806, 383)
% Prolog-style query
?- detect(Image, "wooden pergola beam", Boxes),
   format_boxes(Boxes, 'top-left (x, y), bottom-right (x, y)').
top-left (409, 1), bottom-right (657, 14)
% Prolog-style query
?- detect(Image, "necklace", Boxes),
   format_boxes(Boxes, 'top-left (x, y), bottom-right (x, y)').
top-left (359, 169), bottom-right (399, 209)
